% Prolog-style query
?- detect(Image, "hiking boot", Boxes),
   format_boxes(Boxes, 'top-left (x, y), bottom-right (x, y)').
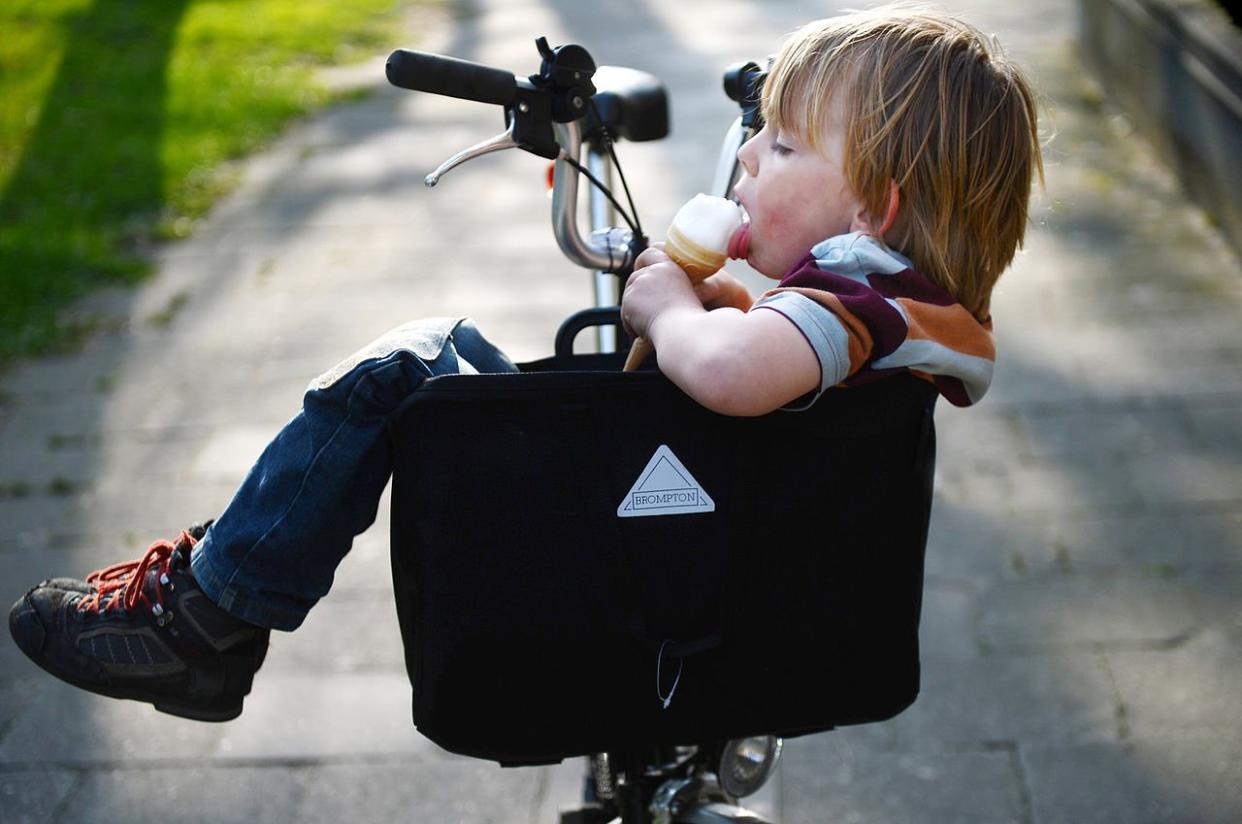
top-left (8, 522), bottom-right (270, 722)
top-left (28, 523), bottom-right (217, 598)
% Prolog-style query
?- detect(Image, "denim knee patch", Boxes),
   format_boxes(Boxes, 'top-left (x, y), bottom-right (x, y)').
top-left (309, 317), bottom-right (465, 392)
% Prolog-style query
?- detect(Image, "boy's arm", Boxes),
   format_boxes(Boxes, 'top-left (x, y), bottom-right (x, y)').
top-left (623, 248), bottom-right (820, 416)
top-left (649, 305), bottom-right (822, 416)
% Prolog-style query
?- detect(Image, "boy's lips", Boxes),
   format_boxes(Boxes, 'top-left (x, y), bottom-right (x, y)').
top-left (728, 202), bottom-right (751, 260)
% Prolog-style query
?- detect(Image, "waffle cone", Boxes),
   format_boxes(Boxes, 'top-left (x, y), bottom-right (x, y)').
top-left (665, 224), bottom-right (728, 281)
top-left (623, 337), bottom-right (654, 371)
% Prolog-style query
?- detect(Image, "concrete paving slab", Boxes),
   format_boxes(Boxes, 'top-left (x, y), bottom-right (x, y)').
top-left (0, 480), bottom-right (238, 553)
top-left (1127, 450), bottom-right (1242, 506)
top-left (918, 579), bottom-right (988, 661)
top-left (887, 654), bottom-right (1121, 752)
top-left (1014, 402), bottom-right (1198, 464)
top-left (324, 507), bottom-right (396, 591)
top-left (533, 758), bottom-right (595, 824)
top-left (1024, 736), bottom-right (1242, 824)
top-left (1185, 398), bottom-right (1242, 452)
top-left (779, 734), bottom-right (1029, 824)
top-left (0, 770), bottom-right (79, 824)
top-left (977, 573), bottom-right (1219, 652)
top-left (257, 598), bottom-right (406, 675)
top-left (1104, 629), bottom-right (1242, 740)
top-left (1048, 503), bottom-right (1242, 572)
top-left (0, 685), bottom-right (226, 766)
top-left (292, 760), bottom-right (541, 824)
top-left (56, 766), bottom-right (306, 824)
top-left (212, 673), bottom-right (435, 762)
top-left (0, 680), bottom-right (44, 744)
top-left (936, 448), bottom-right (1148, 517)
top-left (925, 503), bottom-right (1060, 582)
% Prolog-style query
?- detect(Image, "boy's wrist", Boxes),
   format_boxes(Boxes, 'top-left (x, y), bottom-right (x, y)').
top-left (647, 304), bottom-right (704, 350)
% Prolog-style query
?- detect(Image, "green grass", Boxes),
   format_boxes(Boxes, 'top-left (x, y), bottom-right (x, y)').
top-left (0, 0), bottom-right (423, 360)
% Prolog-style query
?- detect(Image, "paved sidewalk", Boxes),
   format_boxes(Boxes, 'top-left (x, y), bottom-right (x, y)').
top-left (3, 0), bottom-right (1241, 822)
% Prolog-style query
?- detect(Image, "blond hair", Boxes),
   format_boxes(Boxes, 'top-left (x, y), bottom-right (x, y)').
top-left (763, 6), bottom-right (1044, 318)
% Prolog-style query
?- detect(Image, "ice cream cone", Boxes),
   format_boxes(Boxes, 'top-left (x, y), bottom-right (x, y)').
top-left (623, 194), bottom-right (745, 372)
top-left (663, 224), bottom-right (730, 281)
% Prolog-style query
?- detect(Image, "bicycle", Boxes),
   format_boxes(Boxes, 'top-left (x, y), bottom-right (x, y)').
top-left (383, 36), bottom-right (936, 824)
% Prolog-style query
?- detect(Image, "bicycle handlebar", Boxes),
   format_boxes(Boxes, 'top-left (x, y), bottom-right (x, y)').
top-left (384, 38), bottom-right (757, 296)
top-left (385, 49), bottom-right (519, 107)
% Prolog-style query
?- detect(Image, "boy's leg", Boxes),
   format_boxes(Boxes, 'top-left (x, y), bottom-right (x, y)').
top-left (192, 316), bottom-right (517, 630)
top-left (8, 317), bottom-right (516, 720)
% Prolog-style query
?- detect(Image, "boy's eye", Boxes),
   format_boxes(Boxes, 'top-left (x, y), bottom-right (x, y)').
top-left (770, 140), bottom-right (793, 156)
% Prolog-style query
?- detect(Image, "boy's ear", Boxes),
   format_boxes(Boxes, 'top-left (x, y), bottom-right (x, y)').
top-left (852, 180), bottom-right (900, 238)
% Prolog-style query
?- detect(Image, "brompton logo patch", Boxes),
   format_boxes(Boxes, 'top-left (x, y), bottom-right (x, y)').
top-left (617, 445), bottom-right (715, 518)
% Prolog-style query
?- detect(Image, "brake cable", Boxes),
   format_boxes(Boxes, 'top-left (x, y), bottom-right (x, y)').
top-left (554, 98), bottom-right (644, 240)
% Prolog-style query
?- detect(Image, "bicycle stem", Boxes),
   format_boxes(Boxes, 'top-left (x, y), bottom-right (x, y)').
top-left (548, 112), bottom-right (751, 274)
top-left (551, 120), bottom-right (636, 273)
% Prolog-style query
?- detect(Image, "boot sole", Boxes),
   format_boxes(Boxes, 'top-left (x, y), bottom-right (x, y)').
top-left (12, 617), bottom-right (248, 723)
top-left (23, 651), bottom-right (246, 721)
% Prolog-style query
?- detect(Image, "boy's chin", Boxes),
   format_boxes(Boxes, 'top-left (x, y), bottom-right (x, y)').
top-left (746, 252), bottom-right (789, 280)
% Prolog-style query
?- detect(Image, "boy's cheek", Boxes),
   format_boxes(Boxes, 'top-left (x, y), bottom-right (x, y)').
top-left (753, 212), bottom-right (800, 270)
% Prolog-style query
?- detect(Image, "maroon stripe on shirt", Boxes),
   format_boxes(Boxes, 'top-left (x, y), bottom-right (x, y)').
top-left (778, 253), bottom-right (908, 362)
top-left (933, 374), bottom-right (972, 407)
top-left (865, 267), bottom-right (958, 307)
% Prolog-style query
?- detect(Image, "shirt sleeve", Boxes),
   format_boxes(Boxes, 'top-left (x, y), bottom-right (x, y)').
top-left (752, 291), bottom-right (852, 411)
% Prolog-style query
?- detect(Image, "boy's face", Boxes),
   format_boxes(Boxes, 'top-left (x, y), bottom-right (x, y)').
top-left (732, 109), bottom-right (868, 278)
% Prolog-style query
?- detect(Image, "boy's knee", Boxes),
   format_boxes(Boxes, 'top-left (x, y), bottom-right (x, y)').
top-left (309, 317), bottom-right (464, 392)
top-left (447, 318), bottom-right (517, 374)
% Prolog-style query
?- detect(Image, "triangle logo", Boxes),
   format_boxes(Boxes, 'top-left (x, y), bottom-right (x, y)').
top-left (617, 444), bottom-right (716, 518)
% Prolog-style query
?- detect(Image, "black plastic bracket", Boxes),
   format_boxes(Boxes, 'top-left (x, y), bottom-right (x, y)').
top-left (554, 307), bottom-right (628, 361)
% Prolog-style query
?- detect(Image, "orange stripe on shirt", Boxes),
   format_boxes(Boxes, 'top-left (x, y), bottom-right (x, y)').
top-left (895, 298), bottom-right (995, 361)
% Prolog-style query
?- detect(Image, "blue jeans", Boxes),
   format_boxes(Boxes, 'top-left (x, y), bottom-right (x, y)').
top-left (190, 317), bottom-right (517, 630)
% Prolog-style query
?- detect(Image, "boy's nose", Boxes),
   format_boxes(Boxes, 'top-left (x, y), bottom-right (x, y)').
top-left (737, 140), bottom-right (757, 178)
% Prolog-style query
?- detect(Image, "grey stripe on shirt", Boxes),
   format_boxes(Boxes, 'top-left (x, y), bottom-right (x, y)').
top-left (752, 291), bottom-right (852, 410)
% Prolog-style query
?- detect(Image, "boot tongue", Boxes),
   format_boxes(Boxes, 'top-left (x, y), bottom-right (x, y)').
top-left (141, 565), bottom-right (166, 604)
top-left (170, 538), bottom-right (193, 570)
top-left (143, 541), bottom-right (189, 602)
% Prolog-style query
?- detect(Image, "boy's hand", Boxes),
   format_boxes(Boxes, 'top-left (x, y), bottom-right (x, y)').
top-left (622, 245), bottom-right (754, 340)
top-left (694, 271), bottom-right (753, 312)
top-left (621, 245), bottom-right (701, 341)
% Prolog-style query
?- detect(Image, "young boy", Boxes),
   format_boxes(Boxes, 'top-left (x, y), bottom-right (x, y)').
top-left (9, 6), bottom-right (1042, 722)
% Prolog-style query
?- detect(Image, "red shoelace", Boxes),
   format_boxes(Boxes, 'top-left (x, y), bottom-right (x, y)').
top-left (77, 530), bottom-right (199, 617)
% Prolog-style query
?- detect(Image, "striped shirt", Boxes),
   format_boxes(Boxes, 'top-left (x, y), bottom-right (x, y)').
top-left (752, 232), bottom-right (995, 408)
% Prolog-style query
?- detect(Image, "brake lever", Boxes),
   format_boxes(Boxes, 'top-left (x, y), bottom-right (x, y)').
top-left (424, 120), bottom-right (520, 187)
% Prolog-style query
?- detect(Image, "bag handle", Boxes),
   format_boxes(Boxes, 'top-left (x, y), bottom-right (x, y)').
top-left (554, 307), bottom-right (630, 364)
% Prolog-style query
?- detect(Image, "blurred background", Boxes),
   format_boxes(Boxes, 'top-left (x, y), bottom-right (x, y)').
top-left (1, 0), bottom-right (1240, 821)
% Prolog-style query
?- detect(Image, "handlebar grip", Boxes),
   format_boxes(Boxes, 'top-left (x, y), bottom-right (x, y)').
top-left (386, 49), bottom-right (518, 106)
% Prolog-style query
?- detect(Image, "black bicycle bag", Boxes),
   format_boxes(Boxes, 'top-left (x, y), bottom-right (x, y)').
top-left (388, 353), bottom-right (937, 766)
